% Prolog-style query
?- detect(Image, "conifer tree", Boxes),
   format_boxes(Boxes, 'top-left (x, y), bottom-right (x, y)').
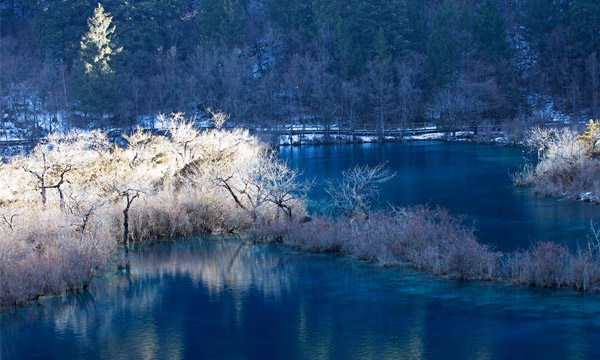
top-left (475, 0), bottom-right (510, 63)
top-left (427, 0), bottom-right (458, 86)
top-left (334, 17), bottom-right (364, 80)
top-left (355, 0), bottom-right (411, 60)
top-left (579, 119), bottom-right (600, 156)
top-left (197, 0), bottom-right (247, 47)
top-left (75, 3), bottom-right (123, 121)
top-left (35, 0), bottom-right (95, 63)
top-left (569, 0), bottom-right (600, 58)
top-left (80, 3), bottom-right (122, 77)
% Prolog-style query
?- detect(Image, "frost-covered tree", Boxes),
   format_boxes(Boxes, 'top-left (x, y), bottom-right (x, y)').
top-left (75, 3), bottom-right (123, 120)
top-left (80, 3), bottom-right (121, 76)
top-left (579, 119), bottom-right (600, 156)
top-left (326, 163), bottom-right (395, 220)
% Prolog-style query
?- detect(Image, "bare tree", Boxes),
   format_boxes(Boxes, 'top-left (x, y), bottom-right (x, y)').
top-left (215, 154), bottom-right (273, 224)
top-left (207, 108), bottom-right (229, 129)
top-left (19, 145), bottom-right (73, 208)
top-left (220, 51), bottom-right (251, 124)
top-left (64, 193), bottom-right (103, 235)
top-left (262, 154), bottom-right (311, 221)
top-left (326, 163), bottom-right (396, 220)
top-left (114, 186), bottom-right (143, 245)
top-left (188, 45), bottom-right (221, 112)
top-left (108, 134), bottom-right (160, 244)
top-left (215, 148), bottom-right (310, 223)
top-left (0, 212), bottom-right (18, 231)
top-left (396, 54), bottom-right (425, 129)
top-left (366, 60), bottom-right (396, 140)
top-left (159, 112), bottom-right (199, 165)
top-left (341, 80), bottom-right (361, 140)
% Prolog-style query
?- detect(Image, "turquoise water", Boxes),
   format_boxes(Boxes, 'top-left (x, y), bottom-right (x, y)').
top-left (2, 142), bottom-right (600, 359)
top-left (280, 142), bottom-right (600, 251)
top-left (3, 238), bottom-right (600, 359)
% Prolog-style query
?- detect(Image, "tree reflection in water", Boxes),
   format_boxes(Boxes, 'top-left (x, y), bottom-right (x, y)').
top-left (2, 236), bottom-right (600, 359)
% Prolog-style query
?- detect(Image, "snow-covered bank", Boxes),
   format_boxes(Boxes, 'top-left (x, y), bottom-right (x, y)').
top-left (274, 130), bottom-right (511, 146)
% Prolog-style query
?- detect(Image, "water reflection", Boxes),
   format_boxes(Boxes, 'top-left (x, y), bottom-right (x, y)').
top-left (127, 240), bottom-right (291, 300)
top-left (3, 237), bottom-right (600, 359)
top-left (5, 142), bottom-right (600, 359)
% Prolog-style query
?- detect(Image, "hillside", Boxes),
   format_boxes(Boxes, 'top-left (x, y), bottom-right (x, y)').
top-left (1, 0), bottom-right (599, 141)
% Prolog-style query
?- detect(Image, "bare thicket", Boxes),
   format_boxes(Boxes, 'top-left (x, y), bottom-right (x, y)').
top-left (513, 125), bottom-right (600, 199)
top-left (262, 164), bottom-right (600, 291)
top-left (3, 118), bottom-right (600, 309)
top-left (325, 163), bottom-right (395, 220)
top-left (266, 205), bottom-right (600, 291)
top-left (0, 112), bottom-right (306, 309)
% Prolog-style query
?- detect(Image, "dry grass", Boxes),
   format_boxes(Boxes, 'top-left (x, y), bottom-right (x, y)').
top-left (2, 120), bottom-right (599, 310)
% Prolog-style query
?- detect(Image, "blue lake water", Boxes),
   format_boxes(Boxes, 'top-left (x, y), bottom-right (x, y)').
top-left (2, 142), bottom-right (600, 359)
top-left (280, 142), bottom-right (600, 251)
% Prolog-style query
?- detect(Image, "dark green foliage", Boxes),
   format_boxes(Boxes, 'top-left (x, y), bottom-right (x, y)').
top-left (73, 3), bottom-right (123, 120)
top-left (265, 0), bottom-right (315, 39)
top-left (34, 0), bottom-right (95, 62)
top-left (427, 0), bottom-right (459, 86)
top-left (523, 0), bottom-right (566, 50)
top-left (569, 0), bottom-right (600, 58)
top-left (475, 0), bottom-right (510, 63)
top-left (197, 0), bottom-right (247, 47)
top-left (354, 0), bottom-right (411, 60)
top-left (333, 17), bottom-right (364, 80)
top-left (1, 0), bottom-right (598, 129)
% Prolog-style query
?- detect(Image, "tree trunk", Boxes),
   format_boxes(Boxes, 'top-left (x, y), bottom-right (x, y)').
top-left (58, 187), bottom-right (64, 210)
top-left (40, 180), bottom-right (47, 205)
top-left (123, 207), bottom-right (129, 244)
top-left (350, 106), bottom-right (356, 143)
top-left (123, 196), bottom-right (131, 244)
top-left (379, 109), bottom-right (385, 142)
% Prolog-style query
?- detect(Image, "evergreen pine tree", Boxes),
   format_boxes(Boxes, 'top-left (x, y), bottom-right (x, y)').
top-left (197, 0), bottom-right (247, 47)
top-left (354, 0), bottom-right (411, 60)
top-left (35, 0), bottom-right (95, 63)
top-left (80, 3), bottom-right (122, 76)
top-left (475, 0), bottom-right (510, 63)
top-left (75, 3), bottom-right (123, 120)
top-left (374, 27), bottom-right (392, 66)
top-left (569, 0), bottom-right (600, 58)
top-left (427, 0), bottom-right (458, 86)
top-left (368, 28), bottom-right (395, 139)
top-left (265, 0), bottom-right (315, 40)
top-left (334, 17), bottom-right (364, 80)
top-left (522, 0), bottom-right (566, 56)
top-left (387, 0), bottom-right (411, 58)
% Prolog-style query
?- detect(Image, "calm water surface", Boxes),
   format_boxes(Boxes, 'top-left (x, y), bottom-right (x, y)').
top-left (280, 142), bottom-right (600, 251)
top-left (2, 142), bottom-right (600, 359)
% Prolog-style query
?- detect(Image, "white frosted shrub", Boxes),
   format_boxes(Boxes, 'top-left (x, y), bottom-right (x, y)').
top-left (0, 112), bottom-right (308, 309)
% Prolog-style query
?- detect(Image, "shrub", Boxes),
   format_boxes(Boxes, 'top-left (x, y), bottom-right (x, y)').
top-left (268, 206), bottom-right (499, 279)
top-left (0, 112), bottom-right (309, 309)
top-left (0, 207), bottom-right (114, 309)
top-left (516, 126), bottom-right (600, 198)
